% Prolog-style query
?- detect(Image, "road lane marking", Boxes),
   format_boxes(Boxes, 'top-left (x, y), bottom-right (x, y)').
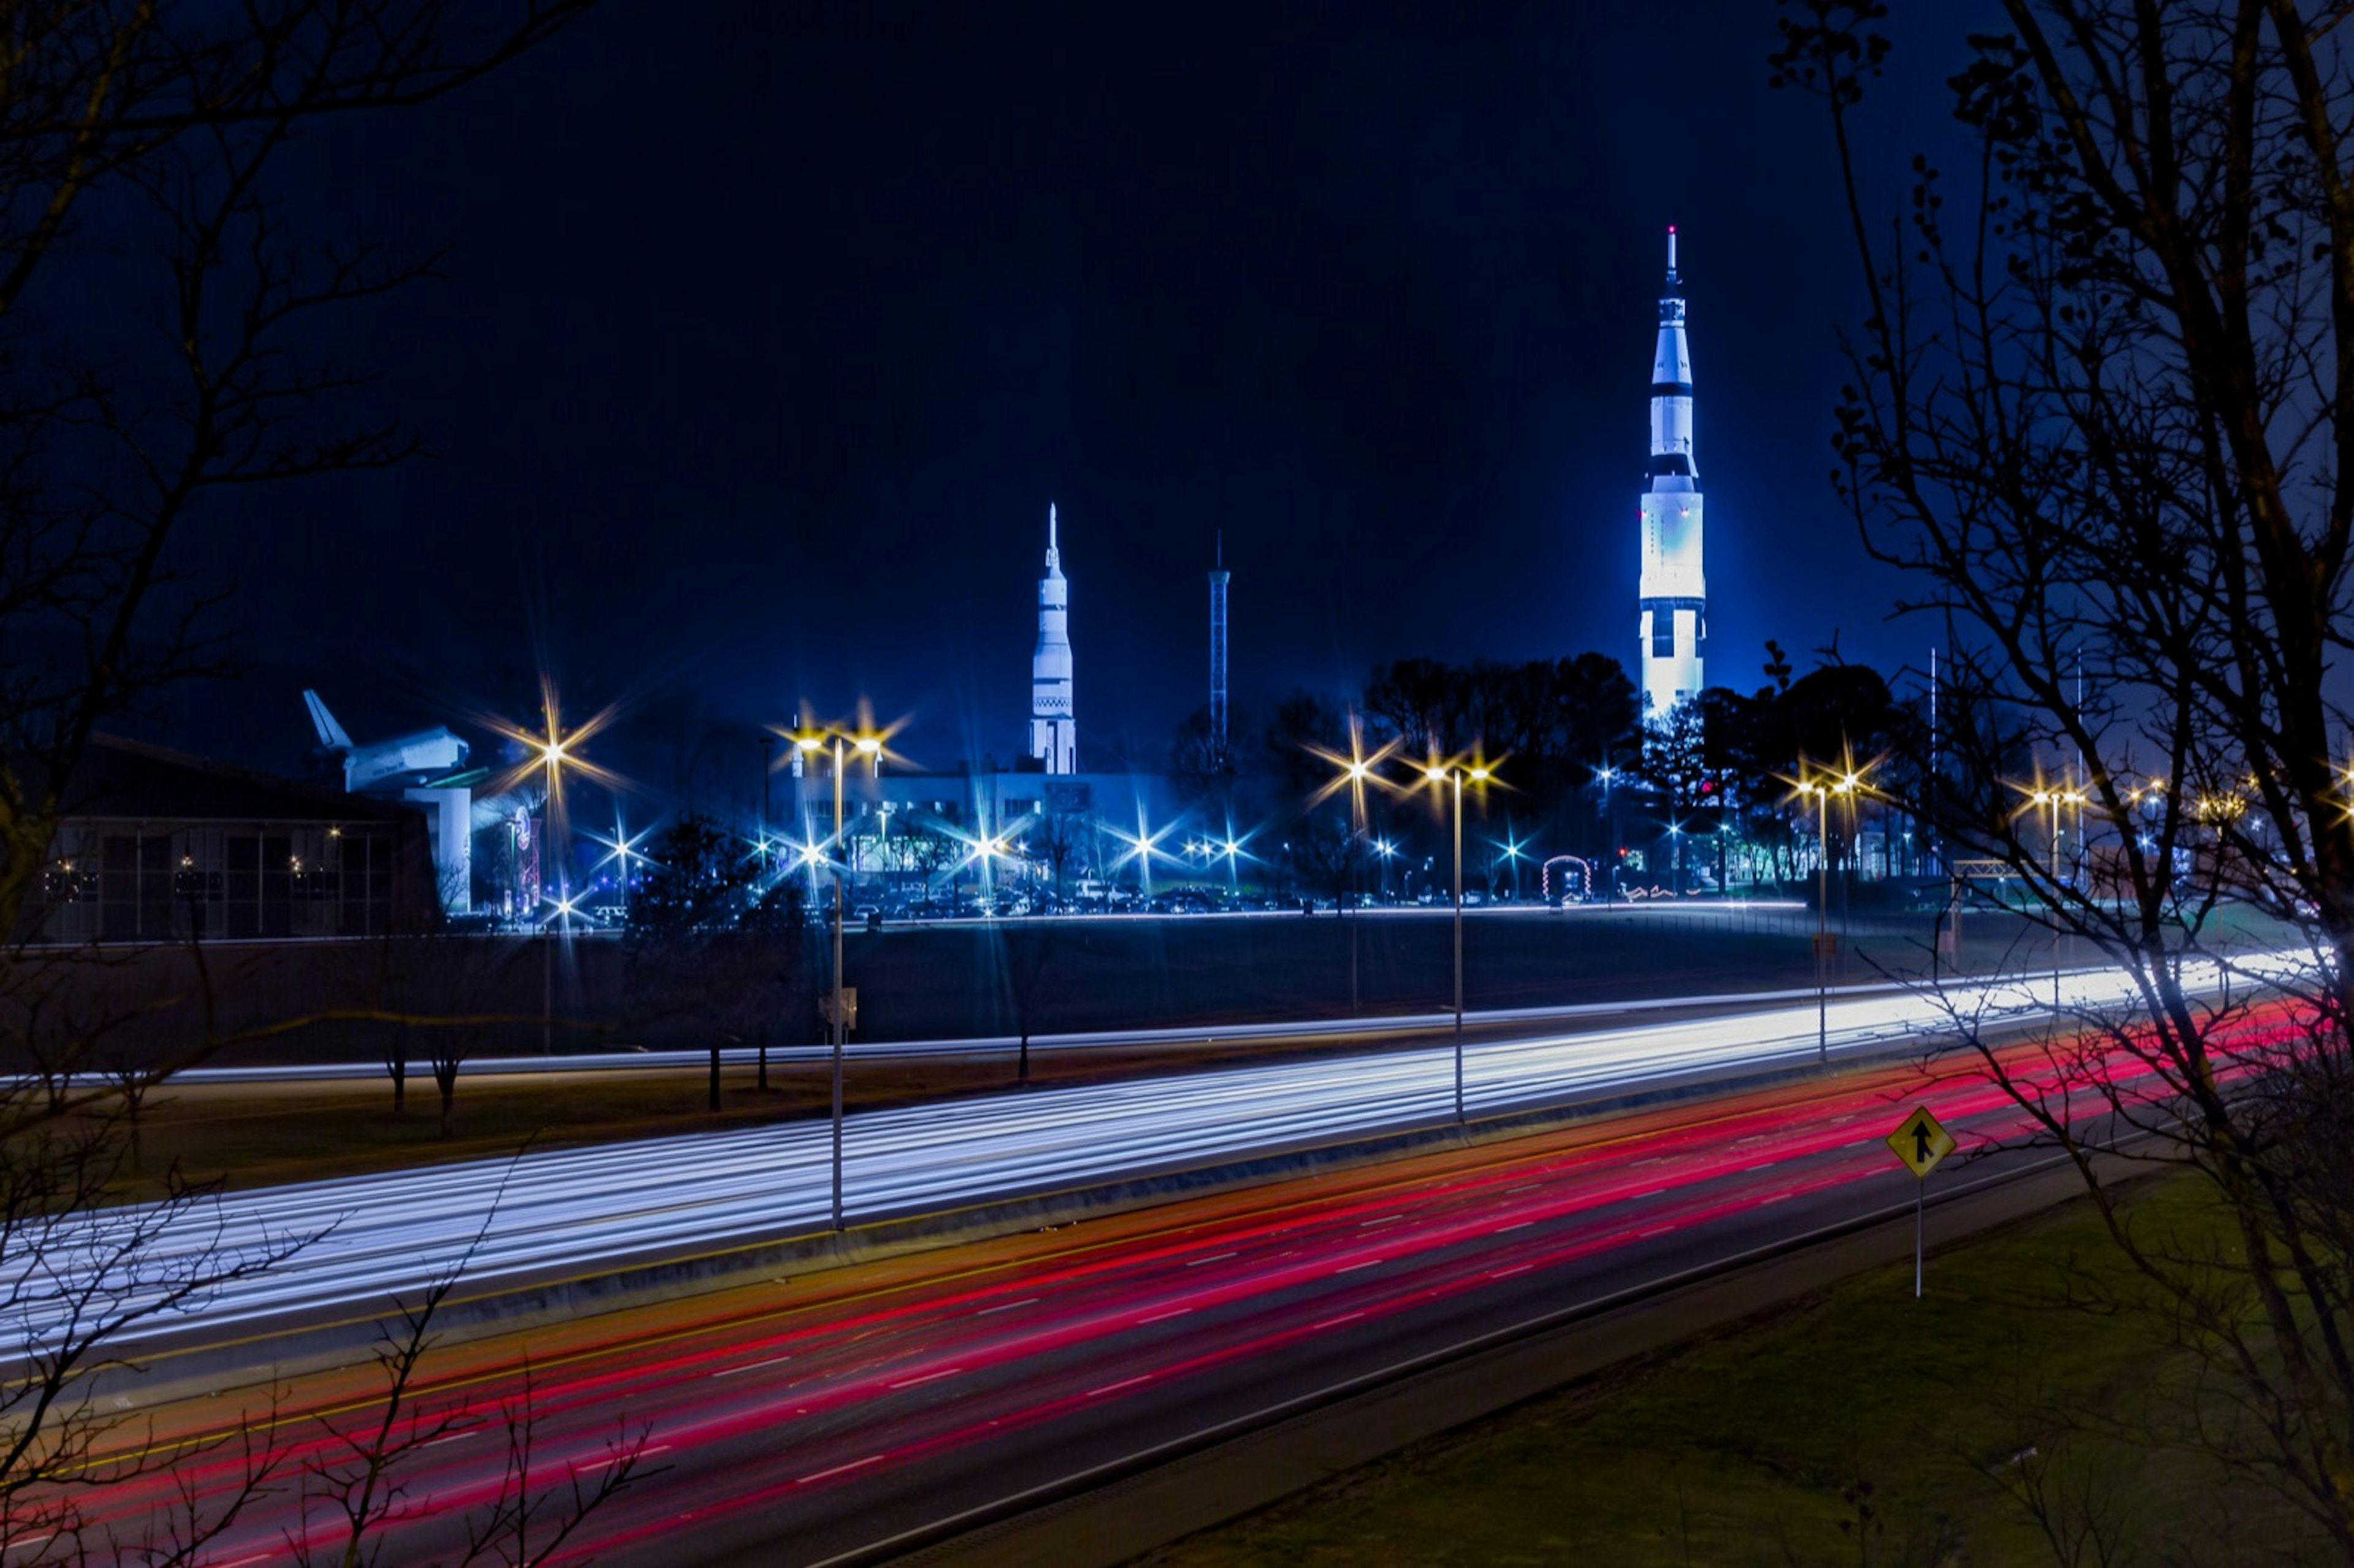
top-left (583, 1444), bottom-right (671, 1472)
top-left (1507, 1182), bottom-right (1541, 1193)
top-left (1313, 1312), bottom-right (1365, 1329)
top-left (423, 1431), bottom-right (477, 1447)
top-left (889, 1367), bottom-right (962, 1390)
top-left (1761, 1193), bottom-right (1793, 1205)
top-left (6, 1539), bottom-right (53, 1556)
top-left (714, 1353), bottom-right (796, 1378)
top-left (1337, 1259), bottom-right (1381, 1273)
top-left (1187, 1252), bottom-right (1238, 1267)
top-left (1494, 1221), bottom-right (1533, 1233)
top-left (1638, 1224), bottom-right (1676, 1238)
top-left (1746, 1161), bottom-right (1780, 1171)
top-left (1141, 1307), bottom-right (1192, 1324)
top-left (798, 1453), bottom-right (883, 1485)
top-left (1358, 1214), bottom-right (1404, 1227)
top-left (1088, 1374), bottom-right (1152, 1398)
top-left (977, 1297), bottom-right (1037, 1316)
top-left (1489, 1264), bottom-right (1532, 1279)
top-left (1633, 1189), bottom-right (1666, 1200)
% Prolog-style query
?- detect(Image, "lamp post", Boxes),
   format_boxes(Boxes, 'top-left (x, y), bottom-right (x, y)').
top-left (794, 727), bottom-right (878, 1231)
top-left (1796, 771), bottom-right (1859, 1061)
top-left (1422, 760), bottom-right (1491, 1124)
top-left (2029, 783), bottom-right (2084, 1010)
top-left (1796, 766), bottom-right (1868, 1062)
top-left (1799, 780), bottom-right (1831, 1062)
top-left (534, 718), bottom-right (574, 1057)
top-left (2032, 786), bottom-right (2060, 1009)
top-left (1346, 756), bottom-right (1372, 1016)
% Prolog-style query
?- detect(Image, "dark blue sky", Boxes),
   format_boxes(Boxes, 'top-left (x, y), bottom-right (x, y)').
top-left (175, 0), bottom-right (1989, 802)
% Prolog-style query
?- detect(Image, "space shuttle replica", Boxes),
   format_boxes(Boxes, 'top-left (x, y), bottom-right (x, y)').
top-left (1030, 503), bottom-right (1078, 772)
top-left (1637, 226), bottom-right (1705, 721)
top-left (302, 691), bottom-right (468, 791)
top-left (302, 690), bottom-right (475, 913)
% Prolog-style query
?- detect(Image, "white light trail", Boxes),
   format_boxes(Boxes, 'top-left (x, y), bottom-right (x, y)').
top-left (0, 956), bottom-right (2302, 1351)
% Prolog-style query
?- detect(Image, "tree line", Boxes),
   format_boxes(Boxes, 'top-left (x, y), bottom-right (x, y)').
top-left (1169, 639), bottom-right (1945, 896)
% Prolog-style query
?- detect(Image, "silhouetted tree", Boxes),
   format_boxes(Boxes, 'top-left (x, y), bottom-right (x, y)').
top-left (0, 3), bottom-right (588, 1549)
top-left (1778, 1), bottom-right (2354, 1547)
top-left (628, 814), bottom-right (752, 940)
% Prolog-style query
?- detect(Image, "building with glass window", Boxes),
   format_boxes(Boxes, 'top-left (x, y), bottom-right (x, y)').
top-left (21, 734), bottom-right (438, 943)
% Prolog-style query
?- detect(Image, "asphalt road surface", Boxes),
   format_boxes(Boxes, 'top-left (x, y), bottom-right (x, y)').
top-left (56, 1028), bottom-right (2183, 1566)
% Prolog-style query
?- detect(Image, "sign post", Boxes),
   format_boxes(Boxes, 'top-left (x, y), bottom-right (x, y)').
top-left (1884, 1105), bottom-right (1956, 1298)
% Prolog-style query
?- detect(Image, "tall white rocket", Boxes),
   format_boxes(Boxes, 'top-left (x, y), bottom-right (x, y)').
top-left (1638, 225), bottom-right (1705, 720)
top-left (1030, 503), bottom-right (1078, 773)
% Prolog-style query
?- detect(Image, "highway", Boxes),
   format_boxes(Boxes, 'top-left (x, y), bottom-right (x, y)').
top-left (58, 1031), bottom-right (2171, 1566)
top-left (2, 955), bottom-right (2285, 1372)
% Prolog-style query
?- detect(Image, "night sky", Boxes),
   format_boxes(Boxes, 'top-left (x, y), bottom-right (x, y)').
top-left (173, 0), bottom-right (1992, 804)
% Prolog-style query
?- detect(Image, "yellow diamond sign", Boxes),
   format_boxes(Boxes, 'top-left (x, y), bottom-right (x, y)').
top-left (1886, 1105), bottom-right (1956, 1179)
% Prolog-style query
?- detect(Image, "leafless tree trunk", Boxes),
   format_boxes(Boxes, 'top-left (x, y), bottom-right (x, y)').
top-left (288, 1167), bottom-right (652, 1567)
top-left (429, 1041), bottom-right (467, 1140)
top-left (0, 2), bottom-right (591, 1550)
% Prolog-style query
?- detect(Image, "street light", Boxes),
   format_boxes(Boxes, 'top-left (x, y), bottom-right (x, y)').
top-left (529, 707), bottom-right (581, 1057)
top-left (1422, 759), bottom-right (1491, 1124)
top-left (1795, 780), bottom-right (1831, 1062)
top-left (793, 726), bottom-right (881, 1230)
top-left (587, 816), bottom-right (650, 921)
top-left (1335, 725), bottom-right (1388, 1016)
top-left (2028, 782), bottom-right (2087, 1010)
top-left (1793, 769), bottom-right (1863, 1064)
top-left (1793, 761), bottom-right (1885, 1060)
top-left (1498, 828), bottom-right (1527, 902)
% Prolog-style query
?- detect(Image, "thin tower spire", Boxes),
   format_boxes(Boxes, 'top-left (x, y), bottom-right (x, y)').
top-left (1208, 531), bottom-right (1232, 764)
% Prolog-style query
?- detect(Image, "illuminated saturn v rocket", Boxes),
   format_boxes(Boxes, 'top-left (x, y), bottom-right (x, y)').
top-left (1030, 503), bottom-right (1078, 773)
top-left (1637, 226), bottom-right (1705, 720)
